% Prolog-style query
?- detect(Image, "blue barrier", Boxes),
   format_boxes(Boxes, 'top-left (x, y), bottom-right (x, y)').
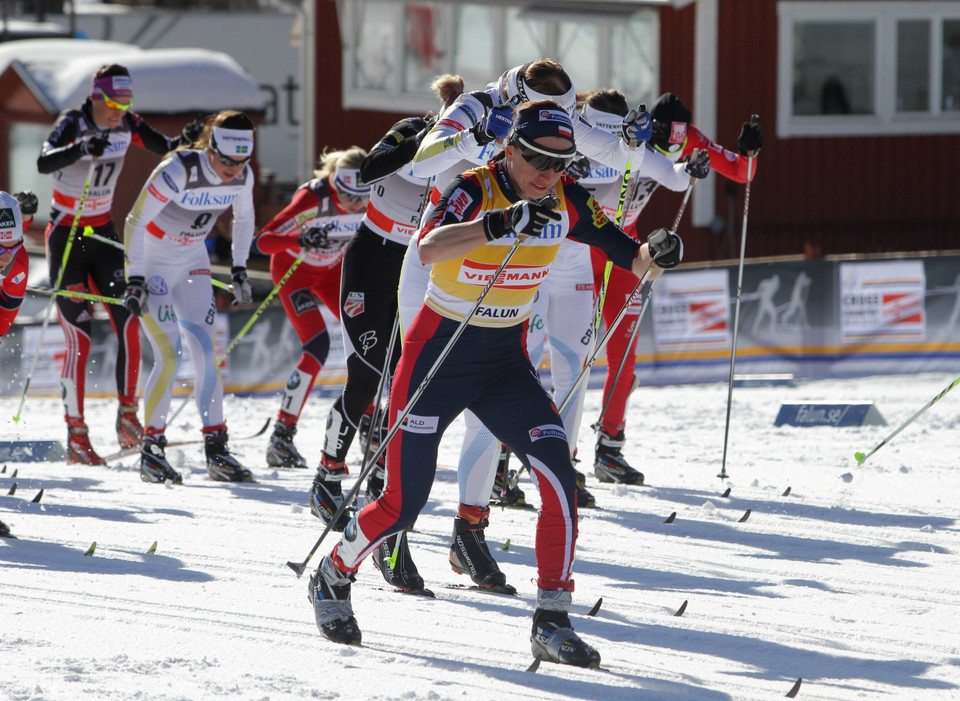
top-left (774, 402), bottom-right (886, 428)
top-left (0, 441), bottom-right (67, 462)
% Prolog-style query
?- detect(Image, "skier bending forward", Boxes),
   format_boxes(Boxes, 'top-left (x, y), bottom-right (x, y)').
top-left (306, 100), bottom-right (683, 667)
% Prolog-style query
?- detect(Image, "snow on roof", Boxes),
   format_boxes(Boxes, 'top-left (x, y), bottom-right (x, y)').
top-left (0, 39), bottom-right (265, 114)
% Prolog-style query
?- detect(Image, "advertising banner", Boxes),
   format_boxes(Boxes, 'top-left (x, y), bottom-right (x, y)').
top-left (839, 261), bottom-right (925, 343)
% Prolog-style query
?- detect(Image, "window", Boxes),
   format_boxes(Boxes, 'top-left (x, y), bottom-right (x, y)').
top-left (778, 2), bottom-right (960, 137)
top-left (339, 1), bottom-right (658, 113)
top-left (9, 124), bottom-right (53, 225)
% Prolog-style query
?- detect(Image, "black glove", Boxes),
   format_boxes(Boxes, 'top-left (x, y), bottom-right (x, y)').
top-left (621, 104), bottom-right (652, 148)
top-left (79, 132), bottom-right (110, 158)
top-left (647, 228), bottom-right (683, 269)
top-left (470, 104), bottom-right (514, 146)
top-left (684, 148), bottom-right (711, 179)
top-left (123, 276), bottom-right (147, 317)
top-left (181, 117), bottom-right (205, 144)
top-left (414, 116), bottom-right (436, 148)
top-left (298, 222), bottom-right (335, 251)
top-left (231, 266), bottom-right (253, 305)
top-left (483, 196), bottom-right (561, 241)
top-left (565, 155), bottom-right (592, 180)
top-left (13, 191), bottom-right (38, 216)
top-left (738, 116), bottom-right (763, 155)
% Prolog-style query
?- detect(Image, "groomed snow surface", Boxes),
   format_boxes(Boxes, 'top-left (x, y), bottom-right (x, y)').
top-left (2, 373), bottom-right (959, 700)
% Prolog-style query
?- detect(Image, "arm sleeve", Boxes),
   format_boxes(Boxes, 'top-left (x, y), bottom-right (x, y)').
top-left (0, 247), bottom-right (29, 337)
top-left (124, 158), bottom-right (185, 278)
top-left (359, 119), bottom-right (424, 184)
top-left (416, 173), bottom-right (485, 242)
top-left (128, 112), bottom-right (179, 155)
top-left (37, 112), bottom-right (83, 174)
top-left (411, 93), bottom-right (491, 179)
top-left (635, 147), bottom-right (691, 192)
top-left (685, 126), bottom-right (757, 183)
top-left (572, 113), bottom-right (646, 178)
top-left (564, 180), bottom-right (641, 270)
top-left (253, 186), bottom-right (319, 255)
top-left (230, 170), bottom-right (257, 268)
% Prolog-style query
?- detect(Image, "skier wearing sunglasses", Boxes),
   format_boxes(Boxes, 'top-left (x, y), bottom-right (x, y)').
top-left (37, 64), bottom-right (203, 466)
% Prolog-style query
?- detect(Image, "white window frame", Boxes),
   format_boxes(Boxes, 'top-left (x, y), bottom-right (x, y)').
top-left (778, 1), bottom-right (960, 137)
top-left (336, 0), bottom-right (658, 113)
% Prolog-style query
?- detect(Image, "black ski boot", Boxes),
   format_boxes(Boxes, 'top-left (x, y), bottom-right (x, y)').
top-left (450, 504), bottom-right (516, 594)
top-left (308, 554), bottom-right (362, 645)
top-left (372, 530), bottom-right (434, 596)
top-left (310, 454), bottom-right (352, 530)
top-left (204, 428), bottom-right (254, 482)
top-left (140, 434), bottom-right (183, 484)
top-left (531, 590), bottom-right (601, 668)
top-left (594, 429), bottom-right (644, 485)
top-left (574, 470), bottom-right (597, 509)
top-left (0, 519), bottom-right (15, 539)
top-left (265, 421), bottom-right (308, 469)
top-left (491, 447), bottom-right (527, 507)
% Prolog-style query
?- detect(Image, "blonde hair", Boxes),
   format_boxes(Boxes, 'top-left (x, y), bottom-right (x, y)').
top-left (431, 74), bottom-right (465, 109)
top-left (314, 145), bottom-right (367, 179)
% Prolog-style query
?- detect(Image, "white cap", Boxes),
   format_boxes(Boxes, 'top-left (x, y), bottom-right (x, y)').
top-left (0, 191), bottom-right (24, 247)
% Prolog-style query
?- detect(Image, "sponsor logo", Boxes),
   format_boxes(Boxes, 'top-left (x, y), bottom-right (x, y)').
top-left (475, 306), bottom-right (520, 319)
top-left (0, 207), bottom-right (15, 229)
top-left (178, 190), bottom-right (239, 208)
top-left (161, 172), bottom-right (180, 193)
top-left (189, 269), bottom-right (211, 276)
top-left (538, 109), bottom-right (568, 123)
top-left (447, 189), bottom-right (473, 221)
top-left (458, 260), bottom-right (551, 289)
top-left (291, 288), bottom-right (317, 315)
top-left (529, 424), bottom-right (566, 442)
top-left (146, 276), bottom-right (168, 295)
top-left (400, 413), bottom-right (439, 434)
top-left (12, 273), bottom-right (25, 284)
top-left (286, 370), bottom-right (302, 389)
top-left (670, 122), bottom-right (688, 144)
top-left (147, 183), bottom-right (169, 204)
top-left (438, 118), bottom-right (466, 132)
top-left (587, 195), bottom-right (607, 229)
top-left (576, 283), bottom-right (593, 291)
top-left (344, 291), bottom-right (365, 318)
top-left (359, 329), bottom-right (377, 354)
top-left (157, 304), bottom-right (177, 323)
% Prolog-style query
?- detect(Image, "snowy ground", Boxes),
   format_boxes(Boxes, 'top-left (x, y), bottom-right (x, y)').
top-left (2, 372), bottom-right (959, 700)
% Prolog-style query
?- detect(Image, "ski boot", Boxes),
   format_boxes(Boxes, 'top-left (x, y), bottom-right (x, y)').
top-left (310, 454), bottom-right (353, 530)
top-left (140, 433), bottom-right (183, 484)
top-left (491, 447), bottom-right (527, 507)
top-left (308, 554), bottom-right (362, 645)
top-left (574, 470), bottom-right (597, 509)
top-left (265, 421), bottom-right (308, 469)
top-left (116, 403), bottom-right (143, 449)
top-left (372, 530), bottom-right (433, 596)
top-left (450, 504), bottom-right (516, 594)
top-left (594, 429), bottom-right (644, 485)
top-left (203, 427), bottom-right (254, 482)
top-left (0, 520), bottom-right (15, 539)
top-left (67, 418), bottom-right (106, 466)
top-left (531, 590), bottom-right (601, 668)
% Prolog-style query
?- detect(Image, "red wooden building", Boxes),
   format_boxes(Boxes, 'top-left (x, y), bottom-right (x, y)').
top-left (310, 0), bottom-right (960, 264)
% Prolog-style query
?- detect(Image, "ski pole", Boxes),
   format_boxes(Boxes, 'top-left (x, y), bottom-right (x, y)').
top-left (287, 234), bottom-right (527, 577)
top-left (592, 178), bottom-right (695, 428)
top-left (13, 157), bottom-right (97, 423)
top-left (165, 252), bottom-right (306, 426)
top-left (27, 286), bottom-right (123, 306)
top-left (718, 115), bottom-right (759, 481)
top-left (855, 375), bottom-right (960, 465)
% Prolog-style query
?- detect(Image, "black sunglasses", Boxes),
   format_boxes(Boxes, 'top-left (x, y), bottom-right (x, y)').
top-left (214, 151), bottom-right (251, 168)
top-left (512, 141), bottom-right (575, 173)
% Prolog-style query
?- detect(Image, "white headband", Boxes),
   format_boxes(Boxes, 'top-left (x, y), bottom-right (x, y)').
top-left (581, 104), bottom-right (623, 138)
top-left (499, 63), bottom-right (577, 117)
top-left (0, 192), bottom-right (23, 246)
top-left (211, 126), bottom-right (254, 158)
top-left (333, 166), bottom-right (370, 196)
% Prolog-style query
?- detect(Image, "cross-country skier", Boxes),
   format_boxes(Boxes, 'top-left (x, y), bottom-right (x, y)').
top-left (122, 110), bottom-right (257, 484)
top-left (37, 64), bottom-right (202, 465)
top-left (309, 75), bottom-right (465, 599)
top-left (307, 101), bottom-right (683, 667)
top-left (256, 146), bottom-right (370, 470)
top-left (0, 191), bottom-right (38, 337)
top-left (578, 90), bottom-right (762, 485)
